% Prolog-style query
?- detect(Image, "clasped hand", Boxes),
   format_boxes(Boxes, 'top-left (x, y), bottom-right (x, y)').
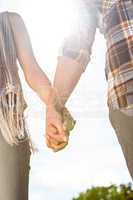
top-left (45, 104), bottom-right (75, 152)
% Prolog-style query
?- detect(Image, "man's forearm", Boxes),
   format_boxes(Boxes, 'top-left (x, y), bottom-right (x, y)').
top-left (53, 56), bottom-right (86, 105)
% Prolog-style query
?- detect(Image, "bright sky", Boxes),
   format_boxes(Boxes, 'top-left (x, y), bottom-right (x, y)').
top-left (0, 1), bottom-right (132, 200)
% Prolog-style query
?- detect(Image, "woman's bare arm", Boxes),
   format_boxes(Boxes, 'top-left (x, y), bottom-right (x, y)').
top-left (9, 12), bottom-right (56, 106)
top-left (9, 12), bottom-right (68, 150)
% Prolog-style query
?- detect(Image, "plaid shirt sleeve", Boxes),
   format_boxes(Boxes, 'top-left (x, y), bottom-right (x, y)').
top-left (58, 0), bottom-right (98, 70)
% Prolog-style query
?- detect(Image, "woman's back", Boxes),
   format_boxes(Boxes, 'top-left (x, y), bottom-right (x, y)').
top-left (0, 11), bottom-right (29, 146)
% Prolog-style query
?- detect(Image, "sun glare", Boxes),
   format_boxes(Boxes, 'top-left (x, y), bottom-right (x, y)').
top-left (13, 0), bottom-right (78, 69)
top-left (19, 0), bottom-right (78, 45)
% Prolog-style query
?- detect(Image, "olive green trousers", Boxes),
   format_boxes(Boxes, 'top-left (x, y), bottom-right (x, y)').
top-left (109, 107), bottom-right (133, 180)
top-left (0, 130), bottom-right (31, 200)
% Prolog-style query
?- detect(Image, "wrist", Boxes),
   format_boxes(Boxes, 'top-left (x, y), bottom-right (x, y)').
top-left (46, 87), bottom-right (64, 112)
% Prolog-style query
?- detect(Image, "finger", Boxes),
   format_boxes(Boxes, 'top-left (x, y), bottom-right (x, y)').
top-left (46, 134), bottom-right (68, 151)
top-left (45, 136), bottom-right (52, 148)
top-left (55, 119), bottom-right (67, 139)
top-left (46, 134), bottom-right (69, 150)
top-left (52, 141), bottom-right (68, 152)
top-left (53, 142), bottom-right (68, 152)
top-left (47, 129), bottom-right (68, 142)
top-left (46, 125), bottom-right (57, 135)
top-left (46, 134), bottom-right (60, 146)
top-left (46, 125), bottom-right (63, 141)
top-left (46, 136), bottom-right (58, 150)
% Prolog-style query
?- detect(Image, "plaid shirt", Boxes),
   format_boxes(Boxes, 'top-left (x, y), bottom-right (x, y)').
top-left (59, 0), bottom-right (133, 116)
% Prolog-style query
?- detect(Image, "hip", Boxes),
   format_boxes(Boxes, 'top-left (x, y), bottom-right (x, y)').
top-left (109, 106), bottom-right (133, 131)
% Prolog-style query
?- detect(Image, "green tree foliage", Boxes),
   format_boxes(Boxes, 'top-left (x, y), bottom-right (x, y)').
top-left (72, 183), bottom-right (133, 200)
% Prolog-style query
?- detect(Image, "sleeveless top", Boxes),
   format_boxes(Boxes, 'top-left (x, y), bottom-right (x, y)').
top-left (0, 11), bottom-right (33, 150)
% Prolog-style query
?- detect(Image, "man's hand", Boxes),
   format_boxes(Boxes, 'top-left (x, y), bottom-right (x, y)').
top-left (45, 105), bottom-right (69, 152)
